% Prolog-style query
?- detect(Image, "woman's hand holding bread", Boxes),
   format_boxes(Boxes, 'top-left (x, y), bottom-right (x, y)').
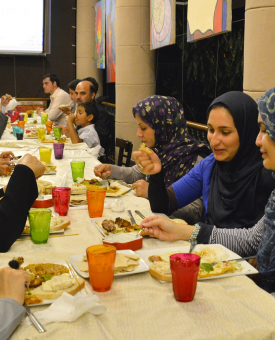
top-left (132, 149), bottom-right (162, 175)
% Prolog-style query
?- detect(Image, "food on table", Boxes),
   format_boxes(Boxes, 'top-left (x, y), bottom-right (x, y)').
top-left (71, 183), bottom-right (87, 195)
top-left (139, 142), bottom-right (152, 155)
top-left (37, 179), bottom-right (55, 195)
top-left (25, 130), bottom-right (38, 138)
top-left (58, 104), bottom-right (70, 110)
top-left (75, 252), bottom-right (140, 274)
top-left (71, 179), bottom-right (124, 195)
top-left (41, 137), bottom-right (68, 143)
top-left (101, 218), bottom-right (140, 233)
top-left (23, 215), bottom-right (70, 234)
top-left (148, 246), bottom-right (243, 281)
top-left (41, 161), bottom-right (57, 174)
top-left (20, 261), bottom-right (84, 304)
top-left (70, 194), bottom-right (87, 205)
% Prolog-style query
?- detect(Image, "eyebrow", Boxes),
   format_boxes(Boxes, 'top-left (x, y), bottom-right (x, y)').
top-left (207, 123), bottom-right (233, 129)
top-left (258, 122), bottom-right (265, 128)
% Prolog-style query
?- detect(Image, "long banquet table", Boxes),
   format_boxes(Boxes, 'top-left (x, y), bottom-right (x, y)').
top-left (1, 119), bottom-right (275, 339)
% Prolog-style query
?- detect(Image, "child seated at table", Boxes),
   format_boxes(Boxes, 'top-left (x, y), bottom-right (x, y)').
top-left (65, 102), bottom-right (103, 152)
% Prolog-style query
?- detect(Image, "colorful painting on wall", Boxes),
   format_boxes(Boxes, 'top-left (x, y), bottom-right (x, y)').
top-left (150, 0), bottom-right (176, 50)
top-left (106, 0), bottom-right (116, 82)
top-left (187, 0), bottom-right (232, 42)
top-left (95, 1), bottom-right (105, 69)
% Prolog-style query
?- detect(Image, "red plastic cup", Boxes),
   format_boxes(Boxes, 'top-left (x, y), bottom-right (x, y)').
top-left (170, 253), bottom-right (200, 302)
top-left (10, 114), bottom-right (17, 122)
top-left (52, 187), bottom-right (71, 216)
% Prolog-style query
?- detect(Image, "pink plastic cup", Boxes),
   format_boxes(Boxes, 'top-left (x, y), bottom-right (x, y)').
top-left (170, 253), bottom-right (200, 302)
top-left (52, 187), bottom-right (71, 216)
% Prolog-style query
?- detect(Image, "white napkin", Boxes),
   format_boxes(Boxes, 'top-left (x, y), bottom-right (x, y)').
top-left (111, 199), bottom-right (125, 212)
top-left (25, 290), bottom-right (106, 325)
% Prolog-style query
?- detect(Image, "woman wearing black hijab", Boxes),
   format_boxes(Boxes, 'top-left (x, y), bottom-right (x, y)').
top-left (134, 91), bottom-right (275, 256)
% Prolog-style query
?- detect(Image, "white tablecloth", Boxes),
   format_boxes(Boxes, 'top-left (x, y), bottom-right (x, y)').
top-left (1, 132), bottom-right (275, 340)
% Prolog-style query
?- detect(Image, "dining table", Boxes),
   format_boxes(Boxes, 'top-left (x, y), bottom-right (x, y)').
top-left (1, 114), bottom-right (275, 340)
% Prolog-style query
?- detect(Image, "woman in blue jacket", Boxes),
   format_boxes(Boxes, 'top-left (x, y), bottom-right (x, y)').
top-left (134, 91), bottom-right (275, 256)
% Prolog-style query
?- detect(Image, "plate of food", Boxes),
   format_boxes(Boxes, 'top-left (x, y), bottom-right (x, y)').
top-left (91, 216), bottom-right (142, 236)
top-left (25, 131), bottom-right (38, 139)
top-left (41, 162), bottom-right (57, 175)
top-left (37, 179), bottom-right (55, 195)
top-left (8, 257), bottom-right (85, 306)
top-left (41, 137), bottom-right (69, 144)
top-left (136, 244), bottom-right (258, 282)
top-left (70, 179), bottom-right (131, 197)
top-left (22, 215), bottom-right (70, 235)
top-left (70, 250), bottom-right (149, 279)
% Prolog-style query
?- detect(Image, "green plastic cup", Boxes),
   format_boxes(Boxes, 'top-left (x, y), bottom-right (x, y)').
top-left (71, 161), bottom-right (85, 182)
top-left (28, 208), bottom-right (52, 244)
top-left (53, 127), bottom-right (62, 140)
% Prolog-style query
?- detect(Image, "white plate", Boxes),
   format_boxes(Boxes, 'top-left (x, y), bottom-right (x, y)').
top-left (25, 261), bottom-right (86, 307)
top-left (20, 229), bottom-right (64, 237)
top-left (136, 244), bottom-right (258, 282)
top-left (70, 250), bottom-right (149, 279)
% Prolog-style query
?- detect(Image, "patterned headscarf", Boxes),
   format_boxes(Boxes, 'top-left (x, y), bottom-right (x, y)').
top-left (257, 87), bottom-right (275, 292)
top-left (133, 95), bottom-right (210, 187)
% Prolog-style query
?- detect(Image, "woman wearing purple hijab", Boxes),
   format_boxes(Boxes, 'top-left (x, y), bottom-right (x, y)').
top-left (94, 95), bottom-right (210, 222)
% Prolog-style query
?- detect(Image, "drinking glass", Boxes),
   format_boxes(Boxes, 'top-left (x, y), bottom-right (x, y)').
top-left (37, 126), bottom-right (46, 141)
top-left (86, 245), bottom-right (116, 292)
top-left (53, 127), bottom-right (62, 140)
top-left (86, 186), bottom-right (106, 218)
top-left (53, 143), bottom-right (64, 159)
top-left (39, 148), bottom-right (52, 164)
top-left (70, 161), bottom-right (85, 182)
top-left (41, 113), bottom-right (48, 125)
top-left (170, 253), bottom-right (200, 302)
top-left (28, 208), bottom-right (52, 244)
top-left (52, 187), bottom-right (71, 216)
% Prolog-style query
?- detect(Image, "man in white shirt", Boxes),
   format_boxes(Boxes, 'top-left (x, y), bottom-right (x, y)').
top-left (0, 94), bottom-right (18, 113)
top-left (37, 74), bottom-right (73, 126)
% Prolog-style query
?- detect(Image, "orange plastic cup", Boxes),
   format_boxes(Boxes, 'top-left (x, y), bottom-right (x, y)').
top-left (86, 185), bottom-right (107, 218)
top-left (18, 121), bottom-right (25, 129)
top-left (46, 121), bottom-right (53, 133)
top-left (86, 245), bottom-right (116, 292)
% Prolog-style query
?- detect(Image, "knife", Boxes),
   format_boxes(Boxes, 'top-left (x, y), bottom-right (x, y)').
top-left (127, 210), bottom-right (136, 225)
top-left (134, 210), bottom-right (146, 219)
top-left (210, 255), bottom-right (256, 266)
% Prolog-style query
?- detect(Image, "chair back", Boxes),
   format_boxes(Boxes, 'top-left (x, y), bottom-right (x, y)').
top-left (116, 138), bottom-right (133, 167)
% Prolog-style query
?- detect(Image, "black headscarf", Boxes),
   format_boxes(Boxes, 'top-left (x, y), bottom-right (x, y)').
top-left (207, 91), bottom-right (275, 229)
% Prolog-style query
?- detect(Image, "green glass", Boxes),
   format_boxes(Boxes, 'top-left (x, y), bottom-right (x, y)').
top-left (71, 161), bottom-right (85, 182)
top-left (53, 127), bottom-right (62, 140)
top-left (28, 208), bottom-right (51, 244)
top-left (41, 116), bottom-right (48, 124)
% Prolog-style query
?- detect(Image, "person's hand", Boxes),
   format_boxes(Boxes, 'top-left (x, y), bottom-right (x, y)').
top-left (132, 180), bottom-right (149, 198)
top-left (18, 154), bottom-right (45, 178)
top-left (0, 151), bottom-right (15, 160)
top-left (59, 106), bottom-right (72, 115)
top-left (36, 107), bottom-right (44, 116)
top-left (0, 267), bottom-right (31, 305)
top-left (132, 150), bottom-right (162, 175)
top-left (1, 94), bottom-right (12, 106)
top-left (67, 113), bottom-right (75, 124)
top-left (94, 164), bottom-right (112, 178)
top-left (62, 126), bottom-right (70, 137)
top-left (139, 215), bottom-right (194, 241)
top-left (0, 158), bottom-right (14, 175)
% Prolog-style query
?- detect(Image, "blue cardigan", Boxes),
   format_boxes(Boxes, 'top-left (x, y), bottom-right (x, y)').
top-left (172, 153), bottom-right (216, 223)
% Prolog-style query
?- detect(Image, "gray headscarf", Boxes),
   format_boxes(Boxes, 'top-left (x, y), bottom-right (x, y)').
top-left (257, 87), bottom-right (275, 292)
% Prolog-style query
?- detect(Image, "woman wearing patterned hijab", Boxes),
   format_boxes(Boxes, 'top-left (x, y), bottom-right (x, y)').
top-left (94, 95), bottom-right (210, 197)
top-left (256, 87), bottom-right (275, 292)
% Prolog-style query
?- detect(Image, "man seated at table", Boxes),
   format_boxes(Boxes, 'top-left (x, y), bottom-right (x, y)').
top-left (68, 79), bottom-right (80, 113)
top-left (37, 74), bottom-right (73, 126)
top-left (60, 78), bottom-right (110, 152)
top-left (0, 266), bottom-right (31, 340)
top-left (0, 94), bottom-right (18, 114)
top-left (0, 153), bottom-right (45, 252)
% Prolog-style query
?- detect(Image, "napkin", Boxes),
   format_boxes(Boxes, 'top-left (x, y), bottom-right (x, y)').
top-left (24, 290), bottom-right (106, 325)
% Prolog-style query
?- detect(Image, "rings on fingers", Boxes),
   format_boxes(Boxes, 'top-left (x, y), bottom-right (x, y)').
top-left (137, 164), bottom-right (143, 170)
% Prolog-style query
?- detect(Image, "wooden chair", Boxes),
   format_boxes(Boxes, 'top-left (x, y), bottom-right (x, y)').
top-left (116, 138), bottom-right (133, 167)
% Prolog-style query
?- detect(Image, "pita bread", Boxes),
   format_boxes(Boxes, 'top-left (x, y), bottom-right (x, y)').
top-left (75, 261), bottom-right (89, 272)
top-left (71, 184), bottom-right (87, 195)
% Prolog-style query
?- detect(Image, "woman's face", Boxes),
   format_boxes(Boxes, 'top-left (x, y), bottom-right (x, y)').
top-left (256, 113), bottom-right (275, 170)
top-left (136, 114), bottom-right (155, 148)
top-left (207, 107), bottom-right (240, 162)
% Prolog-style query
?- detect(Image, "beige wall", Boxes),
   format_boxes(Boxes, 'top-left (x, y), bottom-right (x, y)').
top-left (76, 0), bottom-right (103, 96)
top-left (243, 0), bottom-right (275, 101)
top-left (76, 0), bottom-right (156, 154)
top-left (116, 0), bottom-right (155, 152)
